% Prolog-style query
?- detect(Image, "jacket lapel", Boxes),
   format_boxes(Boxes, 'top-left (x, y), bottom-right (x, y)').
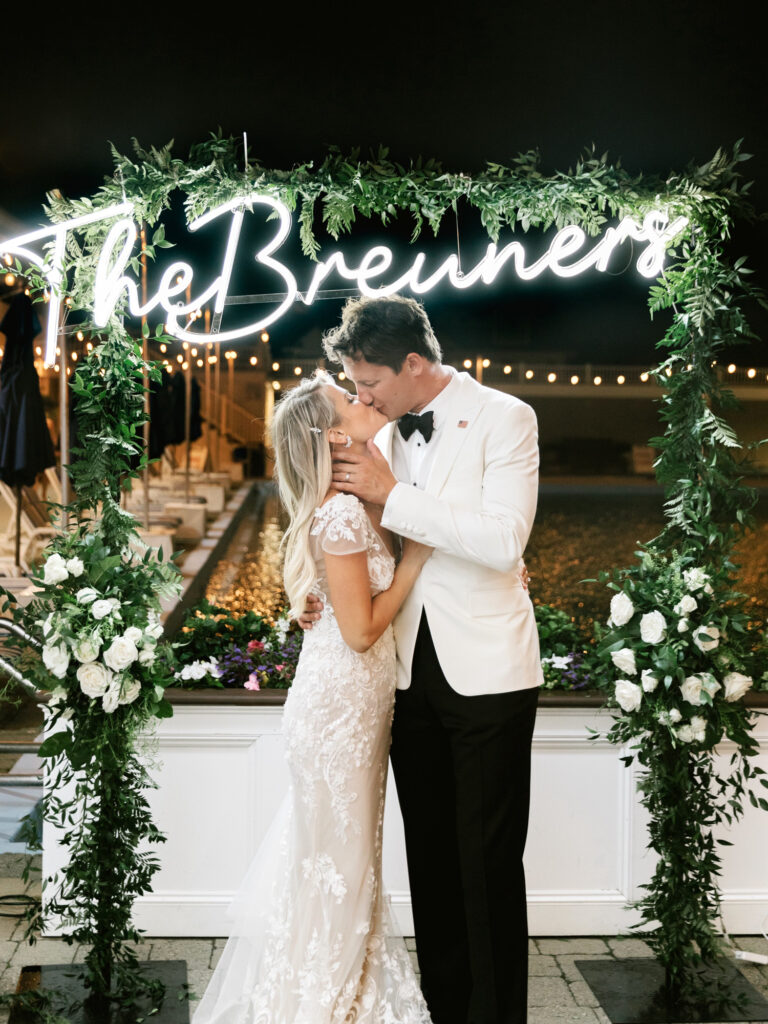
top-left (425, 373), bottom-right (484, 496)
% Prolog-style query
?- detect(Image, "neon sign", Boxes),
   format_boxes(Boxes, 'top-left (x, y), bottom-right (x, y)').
top-left (1, 194), bottom-right (689, 362)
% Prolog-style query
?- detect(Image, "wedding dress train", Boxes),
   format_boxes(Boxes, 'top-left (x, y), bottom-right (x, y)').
top-left (191, 493), bottom-right (431, 1024)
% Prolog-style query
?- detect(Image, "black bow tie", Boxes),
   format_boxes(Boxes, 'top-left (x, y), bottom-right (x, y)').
top-left (398, 410), bottom-right (435, 443)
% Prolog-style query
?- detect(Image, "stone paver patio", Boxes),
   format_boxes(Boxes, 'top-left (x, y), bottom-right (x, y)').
top-left (2, 857), bottom-right (767, 1023)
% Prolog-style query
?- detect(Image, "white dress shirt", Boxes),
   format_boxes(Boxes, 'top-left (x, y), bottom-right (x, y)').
top-left (391, 367), bottom-right (459, 491)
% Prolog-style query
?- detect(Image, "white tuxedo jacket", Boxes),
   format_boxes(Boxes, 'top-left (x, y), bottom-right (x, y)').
top-left (378, 371), bottom-right (543, 696)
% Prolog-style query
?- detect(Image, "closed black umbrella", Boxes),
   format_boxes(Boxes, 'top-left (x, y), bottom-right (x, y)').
top-left (0, 292), bottom-right (56, 566)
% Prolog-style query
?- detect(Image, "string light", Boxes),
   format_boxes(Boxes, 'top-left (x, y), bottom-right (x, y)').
top-left (593, 376), bottom-right (602, 385)
top-left (261, 332), bottom-right (270, 342)
top-left (71, 352), bottom-right (78, 361)
top-left (727, 364), bottom-right (736, 373)
top-left (197, 359), bottom-right (204, 367)
top-left (249, 356), bottom-right (258, 366)
top-left (294, 366), bottom-right (301, 375)
top-left (665, 367), bottom-right (672, 377)
top-left (570, 374), bottom-right (579, 385)
top-left (56, 346), bottom-right (61, 356)
top-left (482, 358), bottom-right (490, 368)
top-left (208, 355), bottom-right (217, 364)
top-left (640, 372), bottom-right (649, 382)
top-left (338, 372), bottom-right (346, 381)
top-left (177, 354), bottom-right (183, 364)
top-left (76, 330), bottom-right (84, 341)
top-left (191, 347), bottom-right (198, 357)
top-left (182, 361), bottom-right (189, 370)
top-left (86, 342), bottom-right (93, 352)
top-left (747, 368), bottom-right (756, 379)
top-left (617, 375), bottom-right (626, 384)
top-left (160, 343), bottom-right (167, 353)
top-left (272, 381), bottom-right (281, 390)
top-left (463, 359), bottom-right (472, 369)
top-left (547, 372), bottom-right (557, 383)
top-left (182, 342), bottom-right (189, 351)
top-left (503, 365), bottom-right (512, 374)
top-left (35, 346), bottom-right (42, 356)
top-left (4, 273), bottom-right (15, 286)
top-left (272, 361), bottom-right (280, 371)
top-left (525, 370), bottom-right (534, 380)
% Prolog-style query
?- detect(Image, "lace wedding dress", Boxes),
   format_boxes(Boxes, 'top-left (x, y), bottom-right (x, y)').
top-left (191, 492), bottom-right (431, 1024)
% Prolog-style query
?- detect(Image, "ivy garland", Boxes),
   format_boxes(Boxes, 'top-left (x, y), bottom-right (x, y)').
top-left (1, 134), bottom-right (766, 1017)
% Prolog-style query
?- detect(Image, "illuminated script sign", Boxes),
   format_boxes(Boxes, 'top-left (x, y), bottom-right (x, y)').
top-left (1, 194), bottom-right (689, 363)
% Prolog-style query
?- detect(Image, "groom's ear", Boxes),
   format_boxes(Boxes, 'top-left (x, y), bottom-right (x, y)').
top-left (402, 353), bottom-right (424, 376)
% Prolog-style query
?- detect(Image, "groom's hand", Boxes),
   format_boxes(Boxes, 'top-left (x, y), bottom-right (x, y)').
top-left (298, 594), bottom-right (324, 630)
top-left (332, 440), bottom-right (397, 506)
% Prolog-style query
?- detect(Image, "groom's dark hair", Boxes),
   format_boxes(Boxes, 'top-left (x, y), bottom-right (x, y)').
top-left (322, 295), bottom-right (442, 373)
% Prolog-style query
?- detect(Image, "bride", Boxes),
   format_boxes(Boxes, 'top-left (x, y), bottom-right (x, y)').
top-left (191, 370), bottom-right (433, 1024)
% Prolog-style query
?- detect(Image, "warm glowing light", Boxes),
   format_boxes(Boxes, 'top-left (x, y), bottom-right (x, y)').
top-left (160, 343), bottom-right (167, 353)
top-left (66, 367), bottom-right (71, 376)
top-left (640, 372), bottom-right (649, 382)
top-left (547, 372), bottom-right (557, 383)
top-left (463, 359), bottom-right (472, 369)
top-left (728, 363), bottom-right (736, 373)
top-left (261, 331), bottom-right (270, 342)
top-left (197, 359), bottom-right (204, 367)
top-left (54, 365), bottom-right (60, 373)
top-left (76, 330), bottom-right (84, 341)
top-left (665, 367), bottom-right (672, 377)
top-left (2, 254), bottom-right (11, 266)
top-left (482, 358), bottom-right (490, 368)
top-left (35, 346), bottom-right (41, 356)
top-left (191, 347), bottom-right (198, 357)
top-left (182, 342), bottom-right (189, 351)
top-left (593, 376), bottom-right (602, 385)
top-left (617, 375), bottom-right (626, 384)
top-left (250, 356), bottom-right (258, 366)
top-left (71, 352), bottom-right (78, 361)
top-left (525, 369), bottom-right (534, 380)
top-left (338, 372), bottom-right (346, 381)
top-left (570, 375), bottom-right (579, 385)
top-left (177, 354), bottom-right (183, 364)
top-left (272, 381), bottom-right (281, 390)
top-left (182, 361), bottom-right (189, 370)
top-left (294, 366), bottom-right (301, 375)
top-left (208, 355), bottom-right (217, 364)
top-left (65, 297), bottom-right (72, 307)
top-left (748, 368), bottom-right (756, 378)
top-left (4, 273), bottom-right (15, 286)
top-left (503, 365), bottom-right (512, 374)
top-left (56, 347), bottom-right (61, 356)
top-left (272, 361), bottom-right (280, 371)
top-left (164, 363), bottom-right (172, 373)
top-left (86, 342), bottom-right (93, 352)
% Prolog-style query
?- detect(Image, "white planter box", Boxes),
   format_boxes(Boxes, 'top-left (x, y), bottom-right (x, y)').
top-left (44, 700), bottom-right (768, 937)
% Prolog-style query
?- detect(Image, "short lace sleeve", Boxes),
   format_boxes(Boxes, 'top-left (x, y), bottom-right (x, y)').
top-left (311, 494), bottom-right (368, 556)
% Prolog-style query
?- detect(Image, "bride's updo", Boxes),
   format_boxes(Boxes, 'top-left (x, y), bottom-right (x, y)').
top-left (270, 370), bottom-right (340, 618)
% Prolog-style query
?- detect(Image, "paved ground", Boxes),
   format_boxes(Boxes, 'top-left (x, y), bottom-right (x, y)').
top-left (2, 857), bottom-right (768, 1023)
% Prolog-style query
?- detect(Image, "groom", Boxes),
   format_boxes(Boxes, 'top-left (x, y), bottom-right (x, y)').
top-left (308, 294), bottom-right (542, 1024)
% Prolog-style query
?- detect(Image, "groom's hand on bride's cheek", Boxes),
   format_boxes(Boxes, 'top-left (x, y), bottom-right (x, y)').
top-left (298, 594), bottom-right (324, 630)
top-left (332, 441), bottom-right (397, 506)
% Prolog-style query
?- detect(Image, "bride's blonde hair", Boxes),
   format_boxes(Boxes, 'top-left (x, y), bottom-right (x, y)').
top-left (270, 370), bottom-right (340, 618)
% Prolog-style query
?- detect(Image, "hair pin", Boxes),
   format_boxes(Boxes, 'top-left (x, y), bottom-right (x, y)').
top-left (309, 427), bottom-right (322, 434)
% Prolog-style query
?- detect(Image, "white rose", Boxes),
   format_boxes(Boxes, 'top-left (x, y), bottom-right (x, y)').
top-left (102, 684), bottom-right (120, 713)
top-left (640, 611), bottom-right (666, 645)
top-left (674, 595), bottom-right (698, 615)
top-left (145, 621), bottom-right (164, 640)
top-left (677, 619), bottom-right (689, 633)
top-left (65, 557), bottom-right (84, 578)
top-left (76, 587), bottom-right (99, 605)
top-left (47, 686), bottom-right (67, 708)
top-left (700, 673), bottom-right (721, 701)
top-left (42, 643), bottom-right (70, 679)
top-left (43, 553), bottom-right (69, 586)
top-left (615, 679), bottom-right (642, 712)
top-left (680, 675), bottom-right (704, 705)
top-left (676, 724), bottom-right (695, 743)
top-left (611, 647), bottom-right (637, 675)
top-left (693, 625), bottom-right (720, 653)
top-left (91, 599), bottom-right (114, 621)
top-left (41, 612), bottom-right (55, 637)
top-left (683, 567), bottom-right (709, 592)
top-left (138, 647), bottom-right (157, 666)
top-left (77, 661), bottom-right (112, 698)
top-left (118, 677), bottom-right (141, 705)
top-left (609, 592), bottom-right (635, 627)
top-left (723, 671), bottom-right (753, 702)
top-left (641, 670), bottom-right (659, 692)
top-left (123, 627), bottom-right (143, 645)
top-left (73, 637), bottom-right (100, 664)
top-left (703, 582), bottom-right (714, 596)
top-left (103, 636), bottom-right (139, 672)
top-left (669, 708), bottom-right (682, 723)
top-left (690, 715), bottom-right (708, 743)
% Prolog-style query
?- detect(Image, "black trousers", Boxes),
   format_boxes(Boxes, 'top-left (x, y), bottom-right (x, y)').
top-left (390, 611), bottom-right (539, 1024)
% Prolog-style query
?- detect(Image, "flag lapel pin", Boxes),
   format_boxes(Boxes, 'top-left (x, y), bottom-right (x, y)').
top-left (457, 419), bottom-right (469, 428)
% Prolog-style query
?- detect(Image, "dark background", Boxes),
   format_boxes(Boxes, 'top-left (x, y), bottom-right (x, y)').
top-left (1, 1), bottom-right (766, 365)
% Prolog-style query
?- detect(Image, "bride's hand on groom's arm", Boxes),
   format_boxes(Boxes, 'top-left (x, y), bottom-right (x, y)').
top-left (332, 441), bottom-right (397, 507)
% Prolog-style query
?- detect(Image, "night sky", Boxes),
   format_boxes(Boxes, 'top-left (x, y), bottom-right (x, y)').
top-left (2, 2), bottom-right (766, 364)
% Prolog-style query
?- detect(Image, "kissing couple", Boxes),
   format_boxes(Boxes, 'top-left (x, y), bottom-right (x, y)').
top-left (192, 294), bottom-right (543, 1024)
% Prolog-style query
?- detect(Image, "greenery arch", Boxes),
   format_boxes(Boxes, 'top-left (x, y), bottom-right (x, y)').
top-left (1, 134), bottom-right (766, 1018)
